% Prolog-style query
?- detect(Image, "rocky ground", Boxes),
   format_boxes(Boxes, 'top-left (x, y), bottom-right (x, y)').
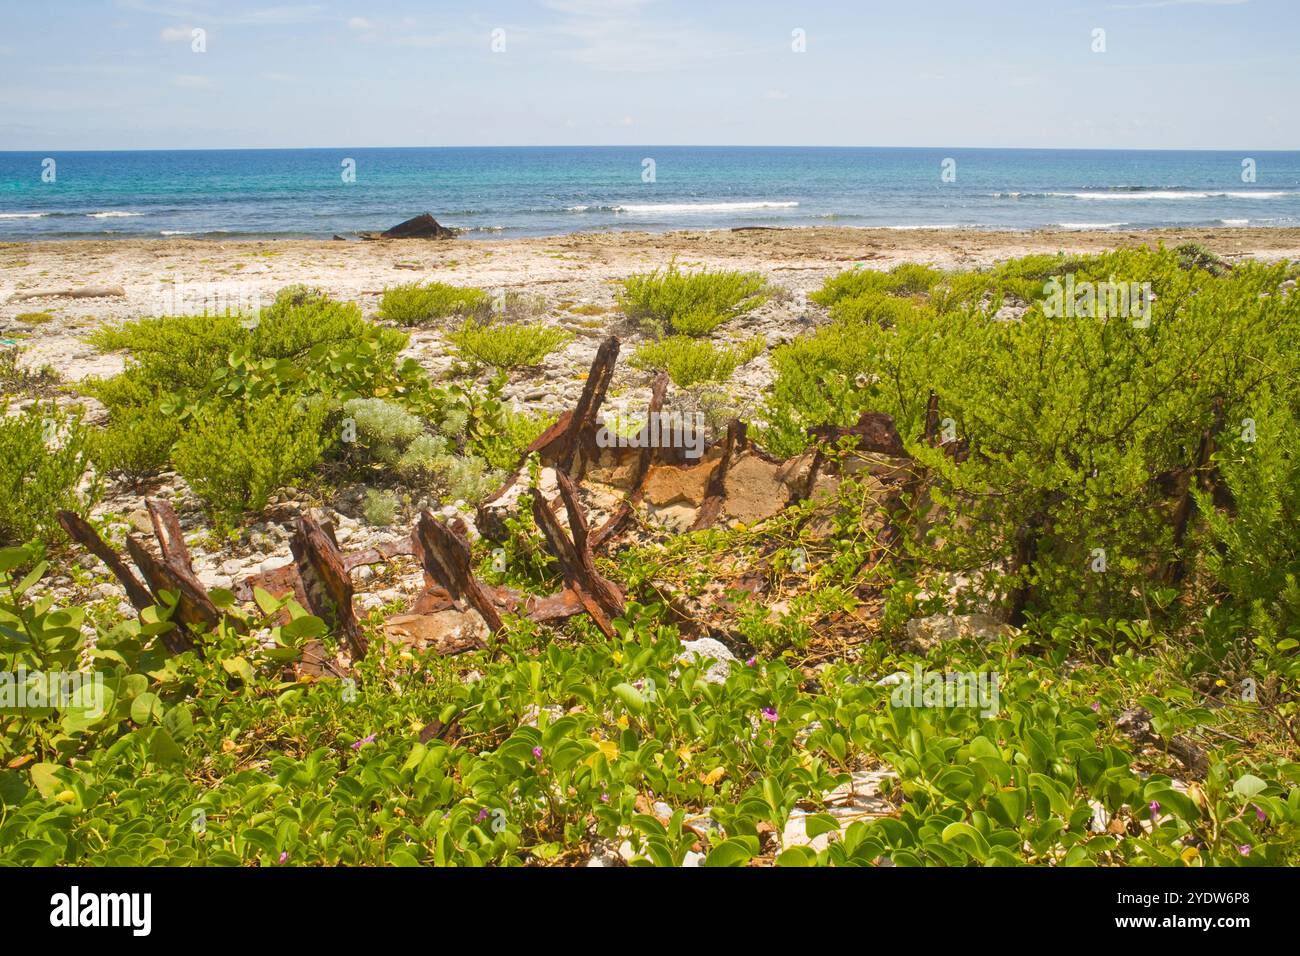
top-left (5, 226), bottom-right (1300, 647)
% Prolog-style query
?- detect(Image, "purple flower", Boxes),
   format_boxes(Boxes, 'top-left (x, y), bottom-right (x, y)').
top-left (1090, 701), bottom-right (1100, 712)
top-left (1238, 844), bottom-right (1252, 856)
top-left (761, 707), bottom-right (778, 723)
top-left (351, 733), bottom-right (377, 751)
top-left (1148, 800), bottom-right (1160, 818)
top-left (746, 657), bottom-right (757, 667)
top-left (476, 808), bottom-right (489, 822)
top-left (278, 851), bottom-right (288, 865)
top-left (1253, 803), bottom-right (1267, 823)
top-left (532, 746), bottom-right (544, 761)
top-left (600, 793), bottom-right (610, 804)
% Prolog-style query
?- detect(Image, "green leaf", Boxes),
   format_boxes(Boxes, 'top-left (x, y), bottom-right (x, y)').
top-left (131, 691), bottom-right (163, 726)
top-left (704, 836), bottom-right (758, 867)
top-left (941, 821), bottom-right (991, 862)
top-left (1232, 773), bottom-right (1268, 799)
top-left (29, 762), bottom-right (63, 799)
top-left (804, 812), bottom-right (841, 840)
top-left (222, 656), bottom-right (255, 684)
top-left (163, 703), bottom-right (195, 741)
top-left (149, 728), bottom-right (186, 765)
top-left (613, 682), bottom-right (646, 714)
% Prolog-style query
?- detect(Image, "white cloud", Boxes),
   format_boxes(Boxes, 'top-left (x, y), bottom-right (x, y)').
top-left (346, 16), bottom-right (374, 31)
top-left (159, 25), bottom-right (192, 42)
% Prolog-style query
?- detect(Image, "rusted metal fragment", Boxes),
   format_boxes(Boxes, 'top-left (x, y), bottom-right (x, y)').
top-left (122, 535), bottom-right (208, 653)
top-left (295, 639), bottom-right (346, 680)
top-left (530, 470), bottom-right (625, 637)
top-left (291, 512), bottom-right (367, 660)
top-left (145, 497), bottom-right (192, 568)
top-left (808, 410), bottom-right (907, 458)
top-left (478, 337), bottom-right (621, 537)
top-left (414, 510), bottom-right (508, 633)
top-left (690, 419), bottom-right (744, 532)
top-left (342, 535), bottom-right (416, 572)
top-left (234, 563), bottom-right (307, 607)
top-left (522, 588), bottom-right (587, 622)
top-left (55, 510), bottom-right (153, 613)
top-left (591, 372), bottom-right (667, 551)
top-left (385, 610), bottom-right (488, 655)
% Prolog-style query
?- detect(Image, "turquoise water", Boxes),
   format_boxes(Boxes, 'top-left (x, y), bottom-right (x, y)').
top-left (1, 146), bottom-right (1298, 239)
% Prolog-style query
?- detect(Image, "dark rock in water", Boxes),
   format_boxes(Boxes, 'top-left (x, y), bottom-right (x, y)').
top-left (360, 212), bottom-right (456, 240)
top-left (332, 234), bottom-right (347, 241)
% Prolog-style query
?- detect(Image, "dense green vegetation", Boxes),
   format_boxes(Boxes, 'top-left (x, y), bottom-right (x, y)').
top-left (629, 334), bottom-right (765, 388)
top-left (2, 249), bottom-right (1297, 867)
top-left (378, 281), bottom-right (492, 326)
top-left (618, 261), bottom-right (770, 337)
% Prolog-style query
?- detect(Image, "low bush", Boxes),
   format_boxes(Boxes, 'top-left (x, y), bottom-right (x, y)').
top-left (0, 403), bottom-right (97, 546)
top-left (448, 320), bottom-right (572, 370)
top-left (361, 488), bottom-right (400, 527)
top-left (618, 261), bottom-right (769, 337)
top-left (630, 335), bottom-right (765, 388)
top-left (172, 393), bottom-right (327, 529)
top-left (378, 282), bottom-right (491, 325)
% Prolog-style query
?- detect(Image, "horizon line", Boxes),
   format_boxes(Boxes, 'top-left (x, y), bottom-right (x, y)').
top-left (2, 144), bottom-right (1297, 154)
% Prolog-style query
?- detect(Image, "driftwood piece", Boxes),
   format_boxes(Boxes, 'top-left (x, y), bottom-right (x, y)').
top-left (8, 285), bottom-right (126, 302)
top-left (291, 512), bottom-right (367, 660)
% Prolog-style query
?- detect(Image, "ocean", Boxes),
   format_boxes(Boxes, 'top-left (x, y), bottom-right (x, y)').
top-left (1, 146), bottom-right (1298, 240)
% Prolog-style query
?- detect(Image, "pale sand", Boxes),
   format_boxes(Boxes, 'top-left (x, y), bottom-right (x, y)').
top-left (3, 226), bottom-right (1298, 396)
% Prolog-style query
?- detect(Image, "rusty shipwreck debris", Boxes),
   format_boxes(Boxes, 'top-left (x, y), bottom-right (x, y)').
top-left (60, 334), bottom-right (942, 670)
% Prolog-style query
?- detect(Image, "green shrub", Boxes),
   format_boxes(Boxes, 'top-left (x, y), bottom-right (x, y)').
top-left (84, 288), bottom-right (427, 482)
top-left (811, 262), bottom-right (944, 308)
top-left (761, 246), bottom-right (1300, 624)
top-left (378, 282), bottom-right (491, 325)
top-left (342, 398), bottom-right (424, 451)
top-left (172, 394), bottom-right (327, 528)
top-left (361, 488), bottom-right (400, 527)
top-left (0, 403), bottom-right (97, 546)
top-left (448, 320), bottom-right (572, 370)
top-left (630, 335), bottom-right (765, 388)
top-left (89, 404), bottom-right (181, 478)
top-left (618, 262), bottom-right (769, 337)
top-left (829, 292), bottom-right (935, 327)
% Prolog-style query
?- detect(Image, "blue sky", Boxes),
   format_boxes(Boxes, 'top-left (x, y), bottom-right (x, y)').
top-left (0, 0), bottom-right (1295, 150)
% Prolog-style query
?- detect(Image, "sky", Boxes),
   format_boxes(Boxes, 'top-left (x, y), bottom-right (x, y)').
top-left (0, 0), bottom-right (1295, 150)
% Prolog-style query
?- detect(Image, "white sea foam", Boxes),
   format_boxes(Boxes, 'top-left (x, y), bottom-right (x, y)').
top-left (881, 223), bottom-right (962, 230)
top-left (1052, 190), bottom-right (1294, 201)
top-left (1055, 222), bottom-right (1128, 229)
top-left (612, 201), bottom-right (799, 214)
top-left (0, 212), bottom-right (47, 219)
top-left (88, 210), bottom-right (145, 218)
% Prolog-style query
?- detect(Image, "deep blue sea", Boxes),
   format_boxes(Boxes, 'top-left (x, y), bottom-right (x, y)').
top-left (1, 147), bottom-right (1298, 240)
